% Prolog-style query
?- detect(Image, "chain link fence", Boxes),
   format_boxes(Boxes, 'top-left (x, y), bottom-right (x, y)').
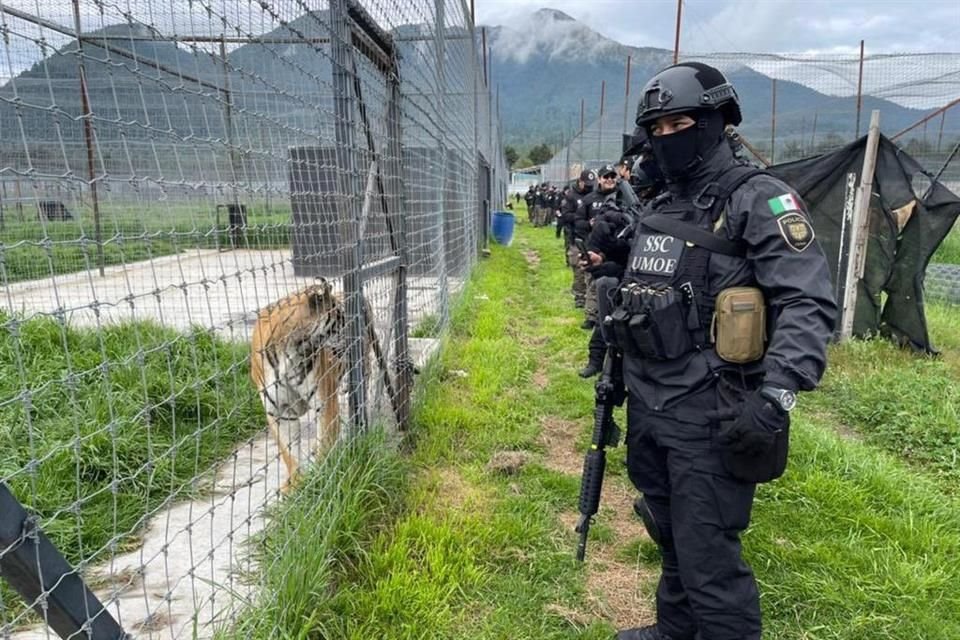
top-left (541, 50), bottom-right (960, 191)
top-left (538, 50), bottom-right (960, 302)
top-left (0, 0), bottom-right (506, 637)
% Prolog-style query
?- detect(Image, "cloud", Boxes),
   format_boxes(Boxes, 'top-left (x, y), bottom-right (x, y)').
top-left (477, 0), bottom-right (960, 54)
top-left (488, 8), bottom-right (622, 64)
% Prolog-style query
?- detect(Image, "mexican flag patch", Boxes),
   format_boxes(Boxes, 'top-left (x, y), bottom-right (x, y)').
top-left (767, 193), bottom-right (800, 216)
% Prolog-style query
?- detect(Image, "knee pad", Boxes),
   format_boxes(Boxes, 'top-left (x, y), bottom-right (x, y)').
top-left (633, 496), bottom-right (661, 545)
top-left (634, 496), bottom-right (674, 551)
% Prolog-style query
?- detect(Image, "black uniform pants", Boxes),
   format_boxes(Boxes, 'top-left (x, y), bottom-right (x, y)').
top-left (625, 389), bottom-right (761, 640)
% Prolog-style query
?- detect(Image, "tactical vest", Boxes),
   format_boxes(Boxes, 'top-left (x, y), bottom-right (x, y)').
top-left (609, 165), bottom-right (766, 360)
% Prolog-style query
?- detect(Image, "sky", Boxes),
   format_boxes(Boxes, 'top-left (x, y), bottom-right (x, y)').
top-left (474, 0), bottom-right (960, 55)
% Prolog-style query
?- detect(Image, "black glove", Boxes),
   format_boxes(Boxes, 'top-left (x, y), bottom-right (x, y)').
top-left (717, 389), bottom-right (788, 457)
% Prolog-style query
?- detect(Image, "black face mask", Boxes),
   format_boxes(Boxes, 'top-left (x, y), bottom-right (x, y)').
top-left (649, 111), bottom-right (726, 180)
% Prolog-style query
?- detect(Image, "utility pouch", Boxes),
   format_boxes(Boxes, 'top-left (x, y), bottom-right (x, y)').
top-left (647, 288), bottom-right (695, 359)
top-left (621, 286), bottom-right (696, 361)
top-left (712, 287), bottom-right (766, 364)
top-left (628, 312), bottom-right (659, 358)
top-left (609, 308), bottom-right (640, 356)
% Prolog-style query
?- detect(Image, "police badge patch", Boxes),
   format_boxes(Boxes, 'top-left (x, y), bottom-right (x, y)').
top-left (777, 212), bottom-right (815, 252)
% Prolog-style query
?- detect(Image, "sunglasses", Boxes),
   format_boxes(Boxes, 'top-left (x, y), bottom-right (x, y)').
top-left (600, 174), bottom-right (617, 180)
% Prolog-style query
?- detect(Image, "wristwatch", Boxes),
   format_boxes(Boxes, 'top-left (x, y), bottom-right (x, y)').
top-left (760, 386), bottom-right (797, 413)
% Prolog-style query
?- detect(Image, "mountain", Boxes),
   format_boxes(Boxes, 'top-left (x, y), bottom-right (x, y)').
top-left (0, 16), bottom-right (479, 179)
top-left (482, 8), bottom-right (960, 154)
top-left (1, 9), bottom-right (954, 179)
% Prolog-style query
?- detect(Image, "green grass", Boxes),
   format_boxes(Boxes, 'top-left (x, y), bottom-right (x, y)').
top-left (5, 197), bottom-right (955, 638)
top-left (931, 220), bottom-right (960, 265)
top-left (217, 429), bottom-right (408, 639)
top-left (0, 201), bottom-right (290, 283)
top-left (410, 313), bottom-right (442, 338)
top-left (231, 203), bottom-right (960, 639)
top-left (0, 313), bottom-right (264, 616)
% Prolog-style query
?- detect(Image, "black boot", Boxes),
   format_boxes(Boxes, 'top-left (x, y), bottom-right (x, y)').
top-left (615, 625), bottom-right (673, 640)
top-left (580, 319), bottom-right (595, 330)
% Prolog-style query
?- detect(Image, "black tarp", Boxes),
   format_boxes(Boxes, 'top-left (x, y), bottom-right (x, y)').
top-left (768, 134), bottom-right (960, 353)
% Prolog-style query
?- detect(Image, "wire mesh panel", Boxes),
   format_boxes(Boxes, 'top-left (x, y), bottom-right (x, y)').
top-left (0, 0), bottom-right (505, 637)
top-left (541, 51), bottom-right (960, 190)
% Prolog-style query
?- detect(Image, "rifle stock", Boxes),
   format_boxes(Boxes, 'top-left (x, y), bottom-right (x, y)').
top-left (575, 348), bottom-right (624, 561)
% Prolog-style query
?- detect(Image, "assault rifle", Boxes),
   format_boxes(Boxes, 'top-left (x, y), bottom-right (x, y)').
top-left (575, 347), bottom-right (626, 562)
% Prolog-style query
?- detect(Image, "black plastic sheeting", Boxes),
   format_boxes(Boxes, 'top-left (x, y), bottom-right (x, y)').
top-left (768, 134), bottom-right (960, 353)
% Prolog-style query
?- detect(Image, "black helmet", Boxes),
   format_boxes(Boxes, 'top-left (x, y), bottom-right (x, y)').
top-left (635, 62), bottom-right (742, 128)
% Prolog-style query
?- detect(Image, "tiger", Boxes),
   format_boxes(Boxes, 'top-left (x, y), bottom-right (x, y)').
top-left (249, 278), bottom-right (399, 493)
top-left (249, 278), bottom-right (349, 492)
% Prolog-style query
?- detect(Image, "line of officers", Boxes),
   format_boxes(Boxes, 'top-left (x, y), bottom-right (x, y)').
top-left (525, 144), bottom-right (676, 378)
top-left (524, 62), bottom-right (837, 640)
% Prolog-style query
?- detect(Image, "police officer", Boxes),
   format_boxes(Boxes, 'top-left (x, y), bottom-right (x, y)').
top-left (524, 185), bottom-right (536, 222)
top-left (556, 183), bottom-right (571, 239)
top-left (612, 63), bottom-right (837, 640)
top-left (617, 156), bottom-right (633, 182)
top-left (562, 170), bottom-right (596, 308)
top-left (575, 165), bottom-right (619, 329)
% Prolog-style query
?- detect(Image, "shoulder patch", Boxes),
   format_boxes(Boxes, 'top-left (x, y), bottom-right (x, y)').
top-left (777, 212), bottom-right (815, 252)
top-left (767, 193), bottom-right (800, 216)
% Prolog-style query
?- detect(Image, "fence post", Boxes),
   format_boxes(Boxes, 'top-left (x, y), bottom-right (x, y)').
top-left (579, 98), bottom-right (585, 167)
top-left (623, 55), bottom-right (632, 135)
top-left (385, 56), bottom-right (412, 430)
top-left (597, 80), bottom-right (605, 162)
top-left (855, 40), bottom-right (865, 139)
top-left (840, 110), bottom-right (881, 341)
top-left (770, 78), bottom-right (777, 164)
top-left (330, 0), bottom-right (368, 434)
top-left (70, 0), bottom-right (104, 277)
top-left (433, 0), bottom-right (451, 321)
top-left (0, 483), bottom-right (129, 639)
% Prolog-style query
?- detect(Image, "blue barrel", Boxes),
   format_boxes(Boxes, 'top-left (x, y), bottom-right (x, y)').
top-left (491, 211), bottom-right (515, 246)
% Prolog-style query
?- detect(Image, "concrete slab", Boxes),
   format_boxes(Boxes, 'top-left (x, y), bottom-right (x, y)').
top-left (3, 250), bottom-right (453, 639)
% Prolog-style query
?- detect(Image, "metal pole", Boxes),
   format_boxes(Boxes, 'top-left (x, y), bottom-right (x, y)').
top-left (937, 110), bottom-right (947, 152)
top-left (433, 0), bottom-right (450, 320)
top-left (386, 56), bottom-right (411, 429)
top-left (770, 78), bottom-right (777, 164)
top-left (485, 28), bottom-right (493, 250)
top-left (1, 484), bottom-right (131, 639)
top-left (840, 110), bottom-right (881, 341)
top-left (811, 110), bottom-right (819, 151)
top-left (728, 129), bottom-right (770, 167)
top-left (220, 38), bottom-right (242, 249)
top-left (673, 0), bottom-right (682, 64)
top-left (855, 40), bottom-right (865, 139)
top-left (623, 55), bottom-right (632, 134)
top-left (330, 0), bottom-right (367, 434)
top-left (579, 98), bottom-right (585, 165)
top-left (481, 27), bottom-right (488, 88)
top-left (597, 80), bottom-right (606, 163)
top-left (891, 96), bottom-right (960, 141)
top-left (468, 4), bottom-right (480, 255)
top-left (800, 116), bottom-right (807, 157)
top-left (924, 138), bottom-right (960, 200)
top-left (71, 0), bottom-right (104, 277)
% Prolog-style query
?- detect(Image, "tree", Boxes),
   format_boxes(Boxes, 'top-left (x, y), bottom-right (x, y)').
top-left (815, 132), bottom-right (846, 155)
top-left (904, 137), bottom-right (933, 155)
top-left (504, 145), bottom-right (519, 168)
top-left (781, 139), bottom-right (805, 160)
top-left (528, 143), bottom-right (553, 165)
